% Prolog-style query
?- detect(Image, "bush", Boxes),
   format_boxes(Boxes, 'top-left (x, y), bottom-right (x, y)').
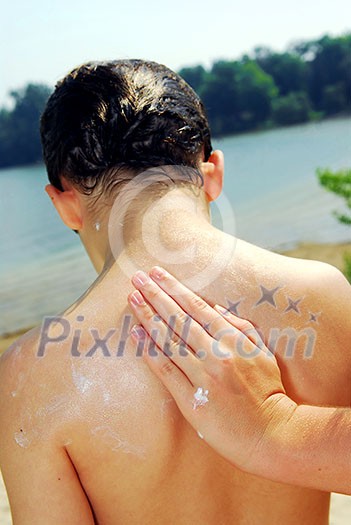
top-left (322, 83), bottom-right (348, 115)
top-left (272, 91), bottom-right (311, 125)
top-left (343, 253), bottom-right (351, 283)
top-left (317, 168), bottom-right (351, 224)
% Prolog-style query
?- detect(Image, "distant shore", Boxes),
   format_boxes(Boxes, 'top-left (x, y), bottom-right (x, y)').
top-left (0, 240), bottom-right (350, 356)
top-left (1, 114), bottom-right (350, 174)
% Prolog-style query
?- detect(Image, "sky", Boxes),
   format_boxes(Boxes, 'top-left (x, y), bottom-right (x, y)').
top-left (1, 0), bottom-right (350, 106)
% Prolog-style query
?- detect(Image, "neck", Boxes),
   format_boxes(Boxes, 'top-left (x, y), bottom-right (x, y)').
top-left (81, 185), bottom-right (214, 275)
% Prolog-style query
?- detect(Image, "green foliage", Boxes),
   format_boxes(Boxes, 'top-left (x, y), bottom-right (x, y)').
top-left (272, 92), bottom-right (311, 125)
top-left (304, 35), bottom-right (351, 112)
top-left (343, 253), bottom-right (351, 283)
top-left (236, 60), bottom-right (278, 127)
top-left (318, 167), bottom-right (351, 281)
top-left (254, 49), bottom-right (308, 96)
top-left (181, 32), bottom-right (351, 137)
top-left (0, 84), bottom-right (51, 168)
top-left (197, 59), bottom-right (277, 135)
top-left (308, 110), bottom-right (325, 122)
top-left (317, 167), bottom-right (351, 224)
top-left (322, 83), bottom-right (347, 115)
top-left (178, 65), bottom-right (207, 95)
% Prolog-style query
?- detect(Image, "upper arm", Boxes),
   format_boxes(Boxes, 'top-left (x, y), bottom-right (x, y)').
top-left (322, 264), bottom-right (351, 403)
top-left (314, 263), bottom-right (351, 354)
top-left (0, 340), bottom-right (95, 525)
top-left (265, 259), bottom-right (351, 406)
top-left (1, 441), bottom-right (95, 525)
top-left (301, 262), bottom-right (351, 404)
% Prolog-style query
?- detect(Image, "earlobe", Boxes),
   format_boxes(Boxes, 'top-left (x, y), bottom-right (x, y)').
top-left (45, 184), bottom-right (83, 231)
top-left (201, 150), bottom-right (224, 202)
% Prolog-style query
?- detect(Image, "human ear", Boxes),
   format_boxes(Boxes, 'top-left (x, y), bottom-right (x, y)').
top-left (201, 150), bottom-right (224, 202)
top-left (45, 183), bottom-right (83, 231)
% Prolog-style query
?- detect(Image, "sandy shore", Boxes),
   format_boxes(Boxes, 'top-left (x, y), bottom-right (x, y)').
top-left (0, 327), bottom-right (31, 355)
top-left (0, 474), bottom-right (11, 525)
top-left (281, 241), bottom-right (351, 272)
top-left (0, 241), bottom-right (350, 523)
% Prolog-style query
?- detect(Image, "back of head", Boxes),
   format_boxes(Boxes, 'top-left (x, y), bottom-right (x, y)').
top-left (40, 60), bottom-right (212, 199)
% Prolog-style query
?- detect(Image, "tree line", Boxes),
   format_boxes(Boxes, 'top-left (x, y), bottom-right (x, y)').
top-left (0, 33), bottom-right (350, 169)
top-left (179, 33), bottom-right (351, 135)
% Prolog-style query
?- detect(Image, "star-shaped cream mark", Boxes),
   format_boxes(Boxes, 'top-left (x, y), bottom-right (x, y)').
top-left (309, 312), bottom-right (321, 324)
top-left (255, 285), bottom-right (281, 308)
top-left (284, 297), bottom-right (303, 314)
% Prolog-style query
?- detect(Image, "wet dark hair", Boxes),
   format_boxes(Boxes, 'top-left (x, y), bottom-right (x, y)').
top-left (40, 59), bottom-right (212, 198)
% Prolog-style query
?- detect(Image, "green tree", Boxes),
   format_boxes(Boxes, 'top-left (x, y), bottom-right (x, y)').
top-left (236, 59), bottom-right (278, 128)
top-left (200, 61), bottom-right (240, 135)
top-left (0, 83), bottom-right (51, 168)
top-left (317, 167), bottom-right (351, 225)
top-left (200, 59), bottom-right (277, 135)
top-left (322, 83), bottom-right (348, 115)
top-left (318, 167), bottom-right (351, 281)
top-left (254, 49), bottom-right (308, 96)
top-left (305, 35), bottom-right (351, 113)
top-left (178, 65), bottom-right (207, 95)
top-left (272, 92), bottom-right (311, 125)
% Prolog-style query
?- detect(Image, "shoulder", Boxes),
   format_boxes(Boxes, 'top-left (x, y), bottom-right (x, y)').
top-left (232, 239), bottom-right (351, 306)
top-left (0, 327), bottom-right (42, 397)
top-left (248, 242), bottom-right (351, 300)
top-left (230, 244), bottom-right (351, 402)
top-left (0, 327), bottom-right (42, 441)
top-left (282, 257), bottom-right (351, 319)
top-left (265, 253), bottom-right (351, 347)
top-left (0, 323), bottom-right (67, 454)
top-left (0, 329), bottom-right (96, 524)
top-left (270, 257), bottom-right (351, 403)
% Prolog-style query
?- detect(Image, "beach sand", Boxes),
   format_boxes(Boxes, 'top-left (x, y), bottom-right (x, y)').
top-left (281, 241), bottom-right (351, 272)
top-left (0, 241), bottom-right (350, 523)
top-left (0, 474), bottom-right (11, 525)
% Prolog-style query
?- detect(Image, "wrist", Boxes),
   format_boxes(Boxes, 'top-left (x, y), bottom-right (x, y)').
top-left (245, 393), bottom-right (298, 480)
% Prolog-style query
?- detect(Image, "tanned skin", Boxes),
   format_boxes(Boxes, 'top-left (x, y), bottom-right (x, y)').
top-left (1, 151), bottom-right (350, 524)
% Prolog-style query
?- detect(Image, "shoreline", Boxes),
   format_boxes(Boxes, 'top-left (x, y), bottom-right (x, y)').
top-left (279, 241), bottom-right (351, 272)
top-left (0, 327), bottom-right (33, 354)
top-left (1, 114), bottom-right (350, 172)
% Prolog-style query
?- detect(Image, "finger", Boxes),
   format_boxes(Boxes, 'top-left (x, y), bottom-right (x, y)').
top-left (130, 324), bottom-right (199, 412)
top-left (128, 290), bottom-right (203, 378)
top-left (134, 267), bottom-right (232, 341)
top-left (130, 272), bottom-right (217, 355)
top-left (214, 305), bottom-right (273, 358)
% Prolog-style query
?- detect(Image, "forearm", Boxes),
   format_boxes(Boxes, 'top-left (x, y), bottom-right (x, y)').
top-left (257, 396), bottom-right (351, 494)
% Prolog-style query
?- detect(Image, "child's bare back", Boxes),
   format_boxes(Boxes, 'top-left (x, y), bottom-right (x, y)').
top-left (1, 232), bottom-right (350, 524)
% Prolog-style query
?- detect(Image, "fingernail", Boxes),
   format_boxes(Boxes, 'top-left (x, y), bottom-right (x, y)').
top-left (129, 290), bottom-right (145, 306)
top-left (214, 304), bottom-right (229, 316)
top-left (150, 266), bottom-right (166, 280)
top-left (132, 271), bottom-right (150, 287)
top-left (130, 324), bottom-right (146, 340)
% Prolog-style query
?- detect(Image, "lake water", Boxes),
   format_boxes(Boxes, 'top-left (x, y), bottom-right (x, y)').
top-left (1, 117), bottom-right (351, 335)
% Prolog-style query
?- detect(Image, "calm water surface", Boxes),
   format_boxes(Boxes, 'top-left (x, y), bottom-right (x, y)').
top-left (1, 117), bottom-right (350, 334)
